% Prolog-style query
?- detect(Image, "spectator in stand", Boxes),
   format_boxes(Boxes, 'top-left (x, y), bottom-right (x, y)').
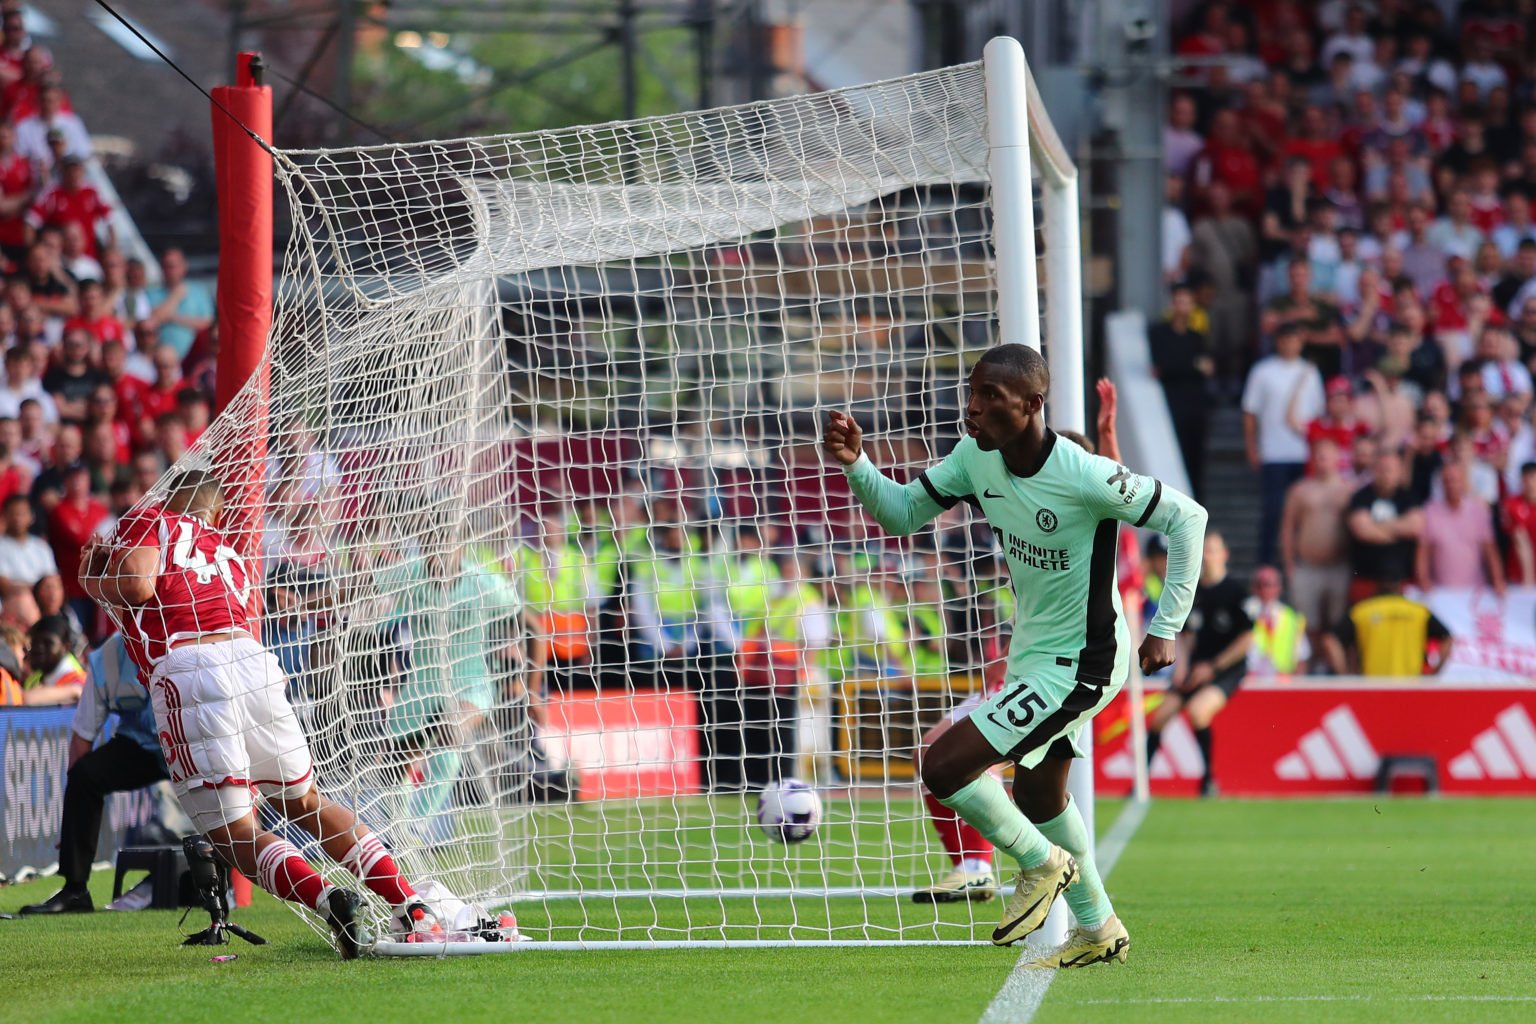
top-left (1280, 434), bottom-right (1353, 662)
top-left (1244, 323), bottom-right (1323, 566)
top-left (1323, 583), bottom-right (1453, 676)
top-left (1148, 282), bottom-right (1212, 498)
top-left (82, 420), bottom-right (124, 495)
top-left (85, 384), bottom-right (128, 462)
top-left (0, 119), bottom-right (36, 267)
top-left (1346, 446), bottom-right (1423, 604)
top-left (58, 222), bottom-right (99, 282)
top-left (1461, 37), bottom-right (1508, 99)
top-left (132, 344), bottom-right (182, 444)
top-left (177, 388), bottom-right (210, 445)
top-left (63, 278), bottom-right (124, 346)
top-left (1262, 158), bottom-right (1316, 263)
top-left (0, 9), bottom-right (28, 89)
top-left (1418, 460), bottom-right (1504, 594)
top-left (1262, 258), bottom-right (1344, 375)
top-left (1189, 181), bottom-right (1257, 392)
top-left (1324, 157), bottom-right (1364, 231)
top-left (29, 420), bottom-right (77, 516)
top-left (1466, 161), bottom-right (1506, 236)
top-left (1399, 202), bottom-right (1448, 295)
top-left (101, 250), bottom-right (149, 326)
top-left (1163, 174), bottom-right (1191, 284)
top-left (1321, 5), bottom-right (1374, 66)
top-left (42, 328), bottom-right (102, 422)
top-left (1475, 326), bottom-right (1532, 401)
top-left (15, 82), bottom-right (87, 170)
top-left (1356, 359), bottom-right (1417, 450)
top-left (48, 463), bottom-right (104, 630)
top-left (1408, 411), bottom-right (1447, 503)
top-left (0, 345), bottom-right (55, 422)
top-left (1290, 375), bottom-right (1368, 471)
top-left (1442, 428), bottom-right (1502, 507)
top-left (0, 492), bottom-right (53, 588)
top-left (0, 415), bottom-right (35, 479)
top-left (1493, 237), bottom-right (1536, 313)
top-left (1165, 93), bottom-right (1204, 178)
top-left (1496, 394), bottom-right (1533, 493)
top-left (1283, 105), bottom-right (1344, 189)
top-left (13, 81), bottom-right (86, 168)
top-left (1418, 88), bottom-right (1457, 154)
top-left (29, 156), bottom-right (110, 262)
top-left (154, 412), bottom-right (188, 465)
top-left (1191, 107), bottom-right (1263, 215)
top-left (144, 248), bottom-right (212, 360)
top-left (1428, 189), bottom-right (1486, 259)
top-left (1500, 462), bottom-right (1536, 584)
top-left (99, 340), bottom-right (148, 421)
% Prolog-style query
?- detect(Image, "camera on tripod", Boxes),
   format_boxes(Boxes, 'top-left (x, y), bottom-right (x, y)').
top-left (180, 835), bottom-right (266, 947)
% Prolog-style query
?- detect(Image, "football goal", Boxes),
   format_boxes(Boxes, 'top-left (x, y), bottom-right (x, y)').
top-left (200, 35), bottom-right (1084, 951)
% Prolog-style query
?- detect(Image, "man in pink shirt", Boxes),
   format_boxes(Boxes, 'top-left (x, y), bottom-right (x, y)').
top-left (1417, 461), bottom-right (1506, 593)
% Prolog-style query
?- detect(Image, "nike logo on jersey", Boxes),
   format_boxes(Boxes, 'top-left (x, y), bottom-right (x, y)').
top-left (984, 488), bottom-right (1004, 499)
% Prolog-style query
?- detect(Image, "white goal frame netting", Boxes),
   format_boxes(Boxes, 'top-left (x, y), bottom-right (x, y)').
top-left (175, 36), bottom-right (1082, 951)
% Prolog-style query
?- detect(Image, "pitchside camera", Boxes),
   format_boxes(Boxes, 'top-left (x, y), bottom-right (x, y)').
top-left (180, 835), bottom-right (266, 947)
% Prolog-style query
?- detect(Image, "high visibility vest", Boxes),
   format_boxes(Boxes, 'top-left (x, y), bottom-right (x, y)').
top-left (635, 551), bottom-right (700, 622)
top-left (0, 667), bottom-right (22, 705)
top-left (727, 554), bottom-right (781, 636)
top-left (835, 584), bottom-right (908, 676)
top-left (1252, 603), bottom-right (1306, 675)
top-left (908, 604), bottom-right (948, 677)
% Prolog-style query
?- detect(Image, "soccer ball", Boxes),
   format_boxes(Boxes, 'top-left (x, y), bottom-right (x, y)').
top-left (756, 779), bottom-right (822, 843)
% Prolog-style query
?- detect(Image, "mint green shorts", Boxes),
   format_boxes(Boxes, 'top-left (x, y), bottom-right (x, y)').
top-left (970, 669), bottom-right (1123, 769)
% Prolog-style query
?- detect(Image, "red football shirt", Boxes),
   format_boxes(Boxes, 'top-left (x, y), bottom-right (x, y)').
top-left (1502, 496), bottom-right (1536, 583)
top-left (111, 507), bottom-right (255, 673)
top-left (0, 151), bottom-right (33, 248)
top-left (64, 313), bottom-right (126, 345)
top-left (30, 183), bottom-right (110, 258)
top-left (51, 495), bottom-right (108, 599)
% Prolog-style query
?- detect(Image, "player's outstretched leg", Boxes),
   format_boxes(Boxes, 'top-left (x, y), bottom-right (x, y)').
top-left (270, 784), bottom-right (444, 942)
top-left (200, 811), bottom-right (371, 959)
top-left (1012, 763), bottom-right (1129, 969)
top-left (922, 719), bottom-right (1074, 946)
top-left (914, 715), bottom-right (996, 903)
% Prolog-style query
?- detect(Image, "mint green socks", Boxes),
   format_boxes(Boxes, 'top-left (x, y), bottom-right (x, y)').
top-left (939, 775), bottom-right (1051, 870)
top-left (1036, 795), bottom-right (1112, 929)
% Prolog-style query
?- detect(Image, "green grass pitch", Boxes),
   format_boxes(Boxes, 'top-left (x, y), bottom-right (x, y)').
top-left (4, 798), bottom-right (1534, 1024)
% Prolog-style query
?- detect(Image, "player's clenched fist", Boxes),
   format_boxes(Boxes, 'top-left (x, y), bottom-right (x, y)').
top-left (823, 411), bottom-right (863, 466)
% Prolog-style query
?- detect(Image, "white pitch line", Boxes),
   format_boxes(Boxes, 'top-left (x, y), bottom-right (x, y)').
top-left (978, 798), bottom-right (1150, 1024)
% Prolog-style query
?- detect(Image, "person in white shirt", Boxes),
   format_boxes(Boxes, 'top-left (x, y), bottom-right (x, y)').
top-left (1163, 93), bottom-right (1203, 178)
top-left (14, 83), bottom-right (90, 169)
top-left (0, 346), bottom-right (57, 422)
top-left (0, 493), bottom-right (57, 588)
top-left (1461, 39), bottom-right (1508, 99)
top-left (1427, 190), bottom-right (1486, 259)
top-left (1320, 6), bottom-right (1375, 67)
top-left (1243, 323), bottom-right (1324, 566)
top-left (1163, 174), bottom-right (1191, 283)
top-left (1476, 326), bottom-right (1533, 401)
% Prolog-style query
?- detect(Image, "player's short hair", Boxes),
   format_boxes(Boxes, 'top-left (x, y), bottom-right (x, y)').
top-left (1057, 429), bottom-right (1096, 455)
top-left (974, 343), bottom-right (1049, 396)
top-left (165, 468), bottom-right (223, 516)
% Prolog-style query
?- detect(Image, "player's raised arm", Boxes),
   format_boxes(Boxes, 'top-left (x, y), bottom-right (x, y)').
top-left (1079, 454), bottom-right (1208, 672)
top-left (825, 410), bottom-right (971, 537)
top-left (79, 532), bottom-right (157, 608)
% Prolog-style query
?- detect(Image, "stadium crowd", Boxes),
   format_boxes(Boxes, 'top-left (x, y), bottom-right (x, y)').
top-left (1159, 0), bottom-right (1533, 671)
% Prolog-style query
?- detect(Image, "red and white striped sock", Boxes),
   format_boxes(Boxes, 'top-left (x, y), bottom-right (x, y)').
top-left (340, 833), bottom-right (417, 907)
top-left (255, 840), bottom-right (331, 910)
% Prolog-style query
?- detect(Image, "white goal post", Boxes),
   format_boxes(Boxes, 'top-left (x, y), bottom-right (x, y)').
top-left (187, 36), bottom-right (1087, 952)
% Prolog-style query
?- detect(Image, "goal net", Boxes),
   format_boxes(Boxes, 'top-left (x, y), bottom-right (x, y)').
top-left (182, 38), bottom-right (1080, 949)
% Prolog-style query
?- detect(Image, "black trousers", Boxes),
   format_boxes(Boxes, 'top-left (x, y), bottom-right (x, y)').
top-left (59, 736), bottom-right (168, 888)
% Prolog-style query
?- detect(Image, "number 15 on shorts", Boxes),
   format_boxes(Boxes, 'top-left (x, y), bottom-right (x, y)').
top-left (986, 681), bottom-right (1047, 731)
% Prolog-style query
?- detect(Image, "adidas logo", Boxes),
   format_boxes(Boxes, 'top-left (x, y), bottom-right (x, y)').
top-left (1274, 705), bottom-right (1379, 780)
top-left (1101, 718), bottom-right (1205, 779)
top-left (1448, 705), bottom-right (1536, 780)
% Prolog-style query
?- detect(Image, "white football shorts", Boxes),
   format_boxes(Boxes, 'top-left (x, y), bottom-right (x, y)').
top-left (148, 637), bottom-right (314, 831)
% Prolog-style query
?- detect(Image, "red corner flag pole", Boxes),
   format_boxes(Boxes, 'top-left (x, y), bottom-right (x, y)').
top-left (210, 52), bottom-right (273, 909)
top-left (210, 52), bottom-right (272, 566)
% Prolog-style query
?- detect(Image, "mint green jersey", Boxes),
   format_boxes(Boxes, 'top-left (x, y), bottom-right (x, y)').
top-left (845, 431), bottom-right (1207, 686)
